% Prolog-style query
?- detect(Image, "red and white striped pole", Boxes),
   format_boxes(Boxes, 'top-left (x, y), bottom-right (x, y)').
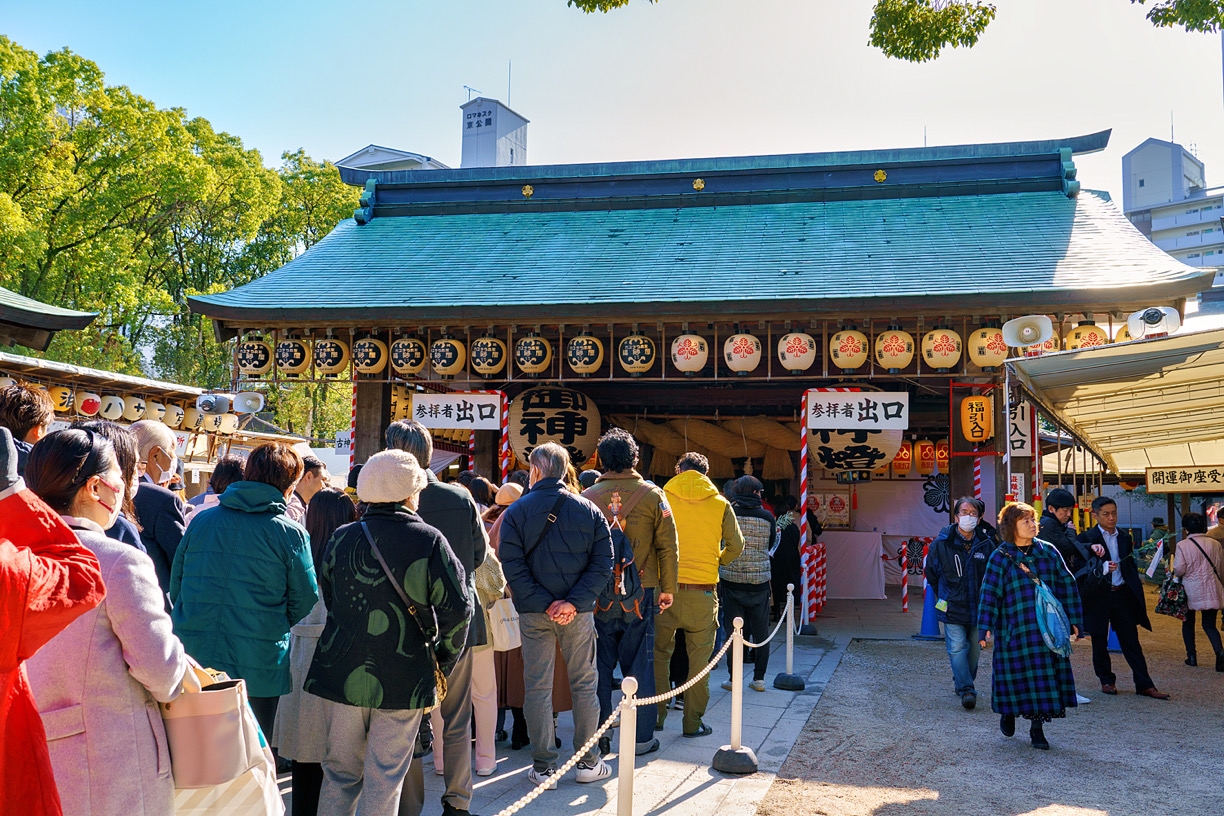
top-left (816, 542), bottom-right (826, 611)
top-left (348, 382), bottom-right (358, 471)
top-left (805, 544), bottom-right (820, 619)
top-left (900, 543), bottom-right (909, 612)
top-left (973, 456), bottom-right (982, 500)
top-left (499, 391), bottom-right (510, 482)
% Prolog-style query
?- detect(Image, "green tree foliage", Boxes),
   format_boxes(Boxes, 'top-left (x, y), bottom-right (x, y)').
top-left (0, 36), bottom-right (359, 438)
top-left (568, 0), bottom-right (1221, 61)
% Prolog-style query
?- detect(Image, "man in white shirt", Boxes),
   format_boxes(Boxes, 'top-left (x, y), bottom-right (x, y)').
top-left (1077, 497), bottom-right (1169, 700)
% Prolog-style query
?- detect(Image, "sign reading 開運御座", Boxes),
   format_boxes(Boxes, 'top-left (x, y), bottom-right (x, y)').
top-left (1145, 466), bottom-right (1224, 493)
top-left (807, 392), bottom-right (909, 430)
top-left (413, 393), bottom-right (502, 430)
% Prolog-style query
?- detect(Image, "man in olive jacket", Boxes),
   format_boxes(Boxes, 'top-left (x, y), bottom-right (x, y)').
top-left (583, 428), bottom-right (679, 756)
top-left (386, 420), bottom-right (487, 816)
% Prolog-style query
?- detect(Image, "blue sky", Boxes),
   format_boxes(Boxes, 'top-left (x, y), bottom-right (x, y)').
top-left (5, 0), bottom-right (1223, 199)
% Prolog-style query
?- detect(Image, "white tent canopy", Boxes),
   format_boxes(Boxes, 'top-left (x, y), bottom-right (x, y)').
top-left (1009, 327), bottom-right (1224, 476)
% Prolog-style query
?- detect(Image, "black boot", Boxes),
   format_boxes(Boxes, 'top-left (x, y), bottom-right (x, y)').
top-left (1030, 720), bottom-right (1049, 750)
top-left (1216, 652), bottom-right (1224, 672)
top-left (510, 708), bottom-right (529, 750)
top-left (999, 714), bottom-right (1015, 737)
top-left (1185, 653), bottom-right (1197, 667)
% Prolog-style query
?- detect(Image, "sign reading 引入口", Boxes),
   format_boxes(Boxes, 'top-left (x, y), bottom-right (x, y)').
top-left (807, 392), bottom-right (909, 431)
top-left (1145, 466), bottom-right (1224, 493)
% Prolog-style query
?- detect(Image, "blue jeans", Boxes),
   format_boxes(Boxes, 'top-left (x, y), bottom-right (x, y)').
top-left (944, 623), bottom-right (980, 695)
top-left (595, 588), bottom-right (657, 744)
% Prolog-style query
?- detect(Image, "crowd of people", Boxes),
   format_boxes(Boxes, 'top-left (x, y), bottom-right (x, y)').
top-left (0, 381), bottom-right (819, 816)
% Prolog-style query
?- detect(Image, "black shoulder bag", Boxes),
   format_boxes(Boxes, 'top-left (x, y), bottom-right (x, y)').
top-left (522, 494), bottom-right (571, 560)
top-left (360, 521), bottom-right (448, 703)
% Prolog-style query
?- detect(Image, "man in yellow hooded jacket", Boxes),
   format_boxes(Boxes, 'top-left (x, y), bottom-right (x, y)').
top-left (655, 452), bottom-right (745, 737)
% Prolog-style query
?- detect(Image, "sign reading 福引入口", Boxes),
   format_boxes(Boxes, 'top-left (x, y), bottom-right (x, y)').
top-left (807, 392), bottom-right (909, 430)
top-left (1008, 402), bottom-right (1034, 458)
top-left (413, 393), bottom-right (502, 430)
top-left (1145, 466), bottom-right (1224, 493)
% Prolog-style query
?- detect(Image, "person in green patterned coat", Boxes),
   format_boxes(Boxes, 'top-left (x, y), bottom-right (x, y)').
top-left (976, 502), bottom-right (1082, 751)
top-left (305, 449), bottom-right (472, 815)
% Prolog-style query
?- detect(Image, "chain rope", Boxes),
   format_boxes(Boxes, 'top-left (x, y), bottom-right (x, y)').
top-left (742, 611), bottom-right (788, 650)
top-left (635, 633), bottom-right (734, 706)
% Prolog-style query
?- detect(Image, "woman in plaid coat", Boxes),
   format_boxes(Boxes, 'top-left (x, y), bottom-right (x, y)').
top-left (977, 502), bottom-right (1082, 750)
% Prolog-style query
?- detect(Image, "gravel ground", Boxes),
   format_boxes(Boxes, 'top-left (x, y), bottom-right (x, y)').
top-left (759, 598), bottom-right (1224, 815)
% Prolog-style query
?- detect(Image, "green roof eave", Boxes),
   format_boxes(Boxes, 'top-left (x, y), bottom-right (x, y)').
top-left (0, 286), bottom-right (98, 351)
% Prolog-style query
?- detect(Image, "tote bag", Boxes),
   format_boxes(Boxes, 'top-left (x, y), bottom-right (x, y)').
top-left (489, 598), bottom-right (522, 652)
top-left (160, 661), bottom-right (264, 789)
top-left (1011, 551), bottom-right (1073, 658)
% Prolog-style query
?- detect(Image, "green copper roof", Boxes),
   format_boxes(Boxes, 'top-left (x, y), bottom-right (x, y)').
top-left (190, 189), bottom-right (1213, 328)
top-left (0, 285), bottom-right (98, 351)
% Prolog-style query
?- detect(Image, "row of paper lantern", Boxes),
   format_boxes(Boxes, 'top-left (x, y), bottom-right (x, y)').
top-left (876, 439), bottom-right (950, 477)
top-left (0, 377), bottom-right (240, 434)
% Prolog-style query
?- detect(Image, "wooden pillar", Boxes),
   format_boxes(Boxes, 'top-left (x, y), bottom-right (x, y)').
top-left (473, 429), bottom-right (500, 481)
top-left (354, 381), bottom-right (390, 465)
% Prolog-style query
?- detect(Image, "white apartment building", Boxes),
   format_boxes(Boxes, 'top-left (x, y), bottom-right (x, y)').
top-left (1122, 138), bottom-right (1224, 273)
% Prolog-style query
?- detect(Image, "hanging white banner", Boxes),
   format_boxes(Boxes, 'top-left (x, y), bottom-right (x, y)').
top-left (1008, 402), bottom-right (1034, 458)
top-left (806, 392), bottom-right (909, 430)
top-left (412, 393), bottom-right (502, 430)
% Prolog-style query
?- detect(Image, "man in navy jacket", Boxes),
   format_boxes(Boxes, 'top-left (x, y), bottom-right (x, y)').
top-left (500, 442), bottom-right (613, 789)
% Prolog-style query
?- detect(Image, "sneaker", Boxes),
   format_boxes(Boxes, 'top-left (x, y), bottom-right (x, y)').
top-left (527, 767), bottom-right (558, 790)
top-left (575, 757), bottom-right (612, 783)
top-left (960, 692), bottom-right (976, 710)
top-left (721, 680), bottom-right (733, 691)
top-left (635, 738), bottom-right (661, 756)
top-left (475, 766), bottom-right (495, 777)
top-left (750, 679), bottom-right (766, 692)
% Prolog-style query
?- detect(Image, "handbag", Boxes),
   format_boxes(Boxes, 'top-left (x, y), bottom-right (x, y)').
top-left (1009, 547), bottom-right (1073, 658)
top-left (159, 659), bottom-right (264, 789)
top-left (361, 521), bottom-right (447, 703)
top-left (173, 743), bottom-right (283, 816)
top-left (1154, 573), bottom-right (1188, 620)
top-left (488, 597), bottom-right (522, 651)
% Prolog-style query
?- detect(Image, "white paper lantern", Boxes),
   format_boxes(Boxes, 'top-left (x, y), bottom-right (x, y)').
top-left (777, 332), bottom-right (817, 372)
top-left (723, 333), bottom-right (762, 375)
top-left (670, 334), bottom-right (709, 375)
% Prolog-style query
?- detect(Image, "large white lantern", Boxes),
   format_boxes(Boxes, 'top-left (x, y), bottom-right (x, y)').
top-left (670, 334), bottom-right (709, 375)
top-left (777, 332), bottom-right (817, 373)
top-left (723, 333), bottom-right (762, 375)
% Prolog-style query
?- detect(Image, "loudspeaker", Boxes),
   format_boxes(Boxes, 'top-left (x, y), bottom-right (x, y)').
top-left (232, 391), bottom-right (265, 414)
top-left (1002, 315), bottom-right (1054, 348)
top-left (1126, 307), bottom-right (1181, 340)
top-left (196, 393), bottom-right (232, 414)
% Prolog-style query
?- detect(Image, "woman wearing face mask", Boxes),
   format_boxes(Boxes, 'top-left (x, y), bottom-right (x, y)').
top-left (23, 429), bottom-right (199, 816)
top-left (923, 497), bottom-right (1000, 711)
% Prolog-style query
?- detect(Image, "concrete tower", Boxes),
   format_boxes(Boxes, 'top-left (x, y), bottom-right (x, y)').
top-left (460, 97), bottom-right (529, 168)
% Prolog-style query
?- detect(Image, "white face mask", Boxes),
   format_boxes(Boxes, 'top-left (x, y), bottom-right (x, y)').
top-left (160, 455), bottom-right (178, 486)
top-left (957, 514), bottom-right (979, 532)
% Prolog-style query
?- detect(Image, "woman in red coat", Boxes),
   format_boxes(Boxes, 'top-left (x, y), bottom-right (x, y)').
top-left (0, 427), bottom-right (106, 816)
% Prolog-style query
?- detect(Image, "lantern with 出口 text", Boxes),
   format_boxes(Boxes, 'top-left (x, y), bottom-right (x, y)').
top-left (567, 333), bottom-right (604, 376)
top-left (237, 338), bottom-right (274, 378)
top-left (915, 439), bottom-right (936, 476)
top-left (619, 334), bottom-right (656, 376)
top-left (921, 324), bottom-right (962, 372)
top-left (777, 332), bottom-right (816, 373)
top-left (314, 335), bottom-right (351, 377)
top-left (1064, 320), bottom-right (1108, 351)
top-left (809, 428), bottom-right (903, 472)
top-left (723, 333), bottom-right (761, 375)
top-left (390, 336), bottom-right (427, 376)
top-left (122, 396), bottom-right (146, 422)
top-left (874, 325), bottom-right (914, 373)
top-left (470, 336), bottom-right (507, 377)
top-left (960, 396), bottom-right (993, 443)
top-left (145, 401), bottom-right (167, 423)
top-left (276, 334), bottom-right (311, 377)
top-left (936, 438), bottom-right (950, 473)
top-left (892, 440), bottom-right (913, 476)
top-left (830, 326), bottom-right (869, 371)
top-left (515, 333), bottom-right (552, 376)
top-left (163, 403), bottom-right (184, 429)
top-left (968, 323), bottom-right (1008, 371)
top-left (670, 334), bottom-right (708, 375)
top-left (352, 337), bottom-right (389, 375)
top-left (431, 335), bottom-right (467, 378)
top-left (508, 386), bottom-right (601, 464)
top-left (47, 386), bottom-right (73, 413)
top-left (182, 406), bottom-right (204, 431)
top-left (75, 391), bottom-right (101, 417)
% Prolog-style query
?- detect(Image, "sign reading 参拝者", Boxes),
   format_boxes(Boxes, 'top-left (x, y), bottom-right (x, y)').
top-left (807, 392), bottom-right (909, 430)
top-left (1008, 402), bottom-right (1034, 458)
top-left (1145, 466), bottom-right (1224, 493)
top-left (413, 393), bottom-right (501, 430)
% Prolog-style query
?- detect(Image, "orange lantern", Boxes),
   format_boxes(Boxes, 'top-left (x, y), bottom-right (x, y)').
top-left (921, 324), bottom-right (962, 371)
top-left (892, 440), bottom-right (913, 476)
top-left (874, 325), bottom-right (915, 373)
top-left (915, 439), bottom-right (936, 475)
top-left (935, 438), bottom-right (950, 473)
top-left (960, 395), bottom-right (993, 443)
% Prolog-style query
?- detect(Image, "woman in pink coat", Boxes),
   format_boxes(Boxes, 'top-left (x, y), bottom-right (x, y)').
top-left (25, 429), bottom-right (198, 815)
top-left (1173, 512), bottom-right (1224, 671)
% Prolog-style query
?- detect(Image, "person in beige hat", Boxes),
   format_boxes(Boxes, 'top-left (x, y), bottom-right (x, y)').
top-left (306, 449), bottom-right (473, 816)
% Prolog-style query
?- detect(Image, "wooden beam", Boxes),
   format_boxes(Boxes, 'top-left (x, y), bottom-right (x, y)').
top-left (354, 381), bottom-right (390, 465)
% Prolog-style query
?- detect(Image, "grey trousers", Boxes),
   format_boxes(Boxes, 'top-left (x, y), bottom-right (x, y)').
top-left (403, 648), bottom-right (474, 810)
top-left (520, 611), bottom-right (601, 772)
top-left (317, 699), bottom-right (424, 816)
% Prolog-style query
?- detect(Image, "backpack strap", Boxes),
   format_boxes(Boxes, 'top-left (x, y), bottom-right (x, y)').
top-left (585, 483), bottom-right (653, 531)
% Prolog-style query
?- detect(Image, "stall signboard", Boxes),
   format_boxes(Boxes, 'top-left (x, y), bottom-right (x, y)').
top-left (807, 392), bottom-right (909, 430)
top-left (808, 489), bottom-right (851, 528)
top-left (413, 393), bottom-right (502, 430)
top-left (1145, 466), bottom-right (1224, 493)
top-left (1008, 402), bottom-right (1034, 457)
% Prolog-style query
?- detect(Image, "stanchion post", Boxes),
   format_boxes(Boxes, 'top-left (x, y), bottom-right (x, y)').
top-left (616, 676), bottom-right (638, 816)
top-left (713, 617), bottom-right (758, 774)
top-left (774, 583), bottom-right (805, 690)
